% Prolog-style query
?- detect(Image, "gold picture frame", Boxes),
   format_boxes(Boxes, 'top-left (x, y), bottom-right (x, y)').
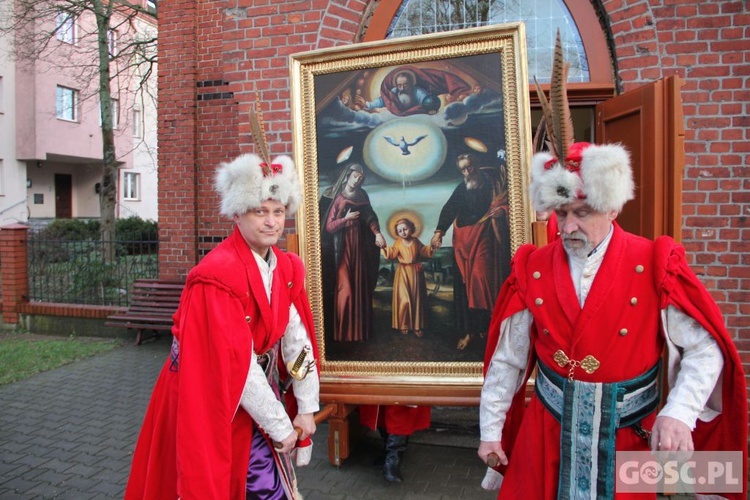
top-left (290, 23), bottom-right (531, 404)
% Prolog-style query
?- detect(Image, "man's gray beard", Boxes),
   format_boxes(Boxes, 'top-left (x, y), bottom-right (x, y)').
top-left (464, 175), bottom-right (482, 190)
top-left (398, 92), bottom-right (413, 106)
top-left (562, 231), bottom-right (593, 259)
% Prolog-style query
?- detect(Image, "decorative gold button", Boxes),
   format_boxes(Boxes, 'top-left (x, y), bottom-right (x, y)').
top-left (245, 315), bottom-right (251, 323)
top-left (532, 271), bottom-right (541, 279)
top-left (535, 298), bottom-right (543, 306)
top-left (635, 265), bottom-right (644, 273)
top-left (619, 328), bottom-right (628, 336)
top-left (543, 328), bottom-right (550, 335)
top-left (287, 282), bottom-right (293, 288)
top-left (630, 297), bottom-right (638, 306)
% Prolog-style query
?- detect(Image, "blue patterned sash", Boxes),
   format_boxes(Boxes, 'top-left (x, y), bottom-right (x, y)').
top-left (535, 360), bottom-right (661, 499)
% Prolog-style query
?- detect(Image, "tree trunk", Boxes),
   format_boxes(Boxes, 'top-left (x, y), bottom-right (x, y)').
top-left (93, 0), bottom-right (117, 262)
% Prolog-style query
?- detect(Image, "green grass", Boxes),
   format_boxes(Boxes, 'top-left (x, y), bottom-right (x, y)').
top-left (0, 336), bottom-right (122, 385)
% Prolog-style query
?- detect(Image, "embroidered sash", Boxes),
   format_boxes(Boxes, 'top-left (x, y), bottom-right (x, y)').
top-left (535, 360), bottom-right (661, 499)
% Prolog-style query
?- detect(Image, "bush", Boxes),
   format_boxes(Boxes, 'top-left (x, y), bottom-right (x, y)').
top-left (35, 217), bottom-right (158, 243)
top-left (115, 216), bottom-right (158, 242)
top-left (31, 217), bottom-right (158, 258)
top-left (31, 220), bottom-right (98, 263)
top-left (115, 217), bottom-right (158, 255)
top-left (37, 219), bottom-right (100, 241)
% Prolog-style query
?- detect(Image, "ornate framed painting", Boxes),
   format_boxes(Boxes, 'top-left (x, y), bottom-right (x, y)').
top-left (290, 23), bottom-right (532, 404)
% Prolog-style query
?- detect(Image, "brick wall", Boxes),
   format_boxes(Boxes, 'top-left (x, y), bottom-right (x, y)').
top-left (0, 224), bottom-right (30, 324)
top-left (157, 0), bottom-right (748, 396)
top-left (604, 0), bottom-right (749, 372)
top-left (157, 0), bottom-right (199, 280)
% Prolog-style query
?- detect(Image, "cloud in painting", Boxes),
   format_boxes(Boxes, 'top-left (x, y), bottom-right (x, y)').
top-left (319, 86), bottom-right (503, 137)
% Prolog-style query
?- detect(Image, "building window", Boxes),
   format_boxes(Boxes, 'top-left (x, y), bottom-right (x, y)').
top-left (108, 29), bottom-right (118, 58)
top-left (99, 98), bottom-right (119, 128)
top-left (112, 99), bottom-right (119, 128)
top-left (146, 0), bottom-right (157, 13)
top-left (56, 11), bottom-right (76, 44)
top-left (386, 0), bottom-right (589, 83)
top-left (123, 172), bottom-right (140, 200)
top-left (132, 109), bottom-right (142, 137)
top-left (56, 86), bottom-right (78, 121)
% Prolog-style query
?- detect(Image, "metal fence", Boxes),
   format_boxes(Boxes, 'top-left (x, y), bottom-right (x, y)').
top-left (27, 234), bottom-right (159, 307)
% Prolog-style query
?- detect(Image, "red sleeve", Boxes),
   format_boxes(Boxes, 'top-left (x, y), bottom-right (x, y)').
top-left (483, 244), bottom-right (535, 372)
top-left (655, 237), bottom-right (748, 500)
top-left (546, 212), bottom-right (559, 243)
top-left (174, 281), bottom-right (251, 499)
top-left (421, 67), bottom-right (472, 99)
top-left (481, 244), bottom-right (538, 473)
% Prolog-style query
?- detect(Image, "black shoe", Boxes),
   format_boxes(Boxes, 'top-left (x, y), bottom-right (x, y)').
top-left (372, 429), bottom-right (387, 467)
top-left (383, 434), bottom-right (408, 482)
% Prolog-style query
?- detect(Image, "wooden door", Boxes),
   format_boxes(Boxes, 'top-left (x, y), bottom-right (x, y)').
top-left (595, 76), bottom-right (685, 241)
top-left (54, 174), bottom-right (73, 219)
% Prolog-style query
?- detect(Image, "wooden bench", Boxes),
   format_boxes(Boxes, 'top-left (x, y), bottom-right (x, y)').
top-left (105, 279), bottom-right (185, 345)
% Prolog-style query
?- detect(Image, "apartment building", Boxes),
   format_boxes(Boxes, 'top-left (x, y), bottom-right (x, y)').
top-left (0, 0), bottom-right (158, 224)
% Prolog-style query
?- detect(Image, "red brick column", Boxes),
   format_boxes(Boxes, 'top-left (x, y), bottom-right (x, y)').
top-left (0, 224), bottom-right (30, 324)
top-left (157, 0), bottom-right (199, 281)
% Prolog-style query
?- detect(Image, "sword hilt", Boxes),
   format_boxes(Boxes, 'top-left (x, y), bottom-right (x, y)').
top-left (287, 345), bottom-right (311, 380)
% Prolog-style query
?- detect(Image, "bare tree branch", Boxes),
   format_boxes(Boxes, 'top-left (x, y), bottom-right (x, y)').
top-left (0, 0), bottom-right (157, 257)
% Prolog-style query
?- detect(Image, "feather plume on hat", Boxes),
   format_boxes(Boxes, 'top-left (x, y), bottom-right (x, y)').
top-left (529, 31), bottom-right (634, 214)
top-left (214, 101), bottom-right (301, 217)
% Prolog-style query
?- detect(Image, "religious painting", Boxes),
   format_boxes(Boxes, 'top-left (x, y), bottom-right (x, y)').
top-left (290, 23), bottom-right (532, 397)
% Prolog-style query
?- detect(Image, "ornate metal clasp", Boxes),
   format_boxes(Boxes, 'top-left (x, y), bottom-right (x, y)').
top-left (553, 349), bottom-right (600, 380)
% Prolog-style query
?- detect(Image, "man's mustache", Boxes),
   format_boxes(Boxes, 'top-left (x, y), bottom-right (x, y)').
top-left (563, 231), bottom-right (588, 243)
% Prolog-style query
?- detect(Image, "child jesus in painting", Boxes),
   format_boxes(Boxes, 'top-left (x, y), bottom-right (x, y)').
top-left (382, 216), bottom-right (435, 337)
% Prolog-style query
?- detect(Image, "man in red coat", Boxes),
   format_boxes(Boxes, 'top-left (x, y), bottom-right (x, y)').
top-left (125, 153), bottom-right (320, 499)
top-left (478, 142), bottom-right (747, 499)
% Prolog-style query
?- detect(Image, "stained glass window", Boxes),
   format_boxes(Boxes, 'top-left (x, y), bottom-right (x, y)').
top-left (386, 0), bottom-right (589, 83)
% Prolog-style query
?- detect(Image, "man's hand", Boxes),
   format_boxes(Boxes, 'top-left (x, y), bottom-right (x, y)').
top-left (293, 413), bottom-right (316, 441)
top-left (430, 231), bottom-right (443, 249)
top-left (650, 416), bottom-right (693, 452)
top-left (276, 430), bottom-right (298, 454)
top-left (374, 233), bottom-right (386, 248)
top-left (478, 440), bottom-right (507, 467)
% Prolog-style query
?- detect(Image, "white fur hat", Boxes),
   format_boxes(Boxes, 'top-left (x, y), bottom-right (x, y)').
top-left (215, 153), bottom-right (301, 217)
top-left (529, 142), bottom-right (634, 213)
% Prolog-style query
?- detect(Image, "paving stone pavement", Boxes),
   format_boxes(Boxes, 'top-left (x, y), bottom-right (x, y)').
top-left (0, 336), bottom-right (699, 500)
top-left (0, 335), bottom-right (496, 499)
